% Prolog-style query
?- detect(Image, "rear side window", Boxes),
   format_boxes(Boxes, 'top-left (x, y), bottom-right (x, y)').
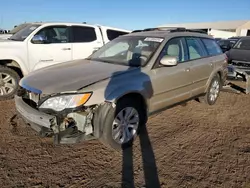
top-left (233, 38), bottom-right (250, 50)
top-left (202, 38), bottom-right (222, 55)
top-left (186, 37), bottom-right (206, 60)
top-left (107, 29), bottom-right (129, 41)
top-left (71, 26), bottom-right (97, 42)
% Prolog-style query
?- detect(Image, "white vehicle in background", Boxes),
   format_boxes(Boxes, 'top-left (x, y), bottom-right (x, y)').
top-left (0, 22), bottom-right (131, 100)
top-left (0, 23), bottom-right (31, 39)
top-left (0, 29), bottom-right (10, 39)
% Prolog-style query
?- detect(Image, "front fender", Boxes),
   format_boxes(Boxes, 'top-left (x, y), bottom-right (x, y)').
top-left (105, 83), bottom-right (152, 106)
top-left (0, 55), bottom-right (28, 75)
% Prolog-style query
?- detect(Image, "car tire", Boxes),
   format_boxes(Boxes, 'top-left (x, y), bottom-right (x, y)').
top-left (96, 96), bottom-right (147, 151)
top-left (198, 74), bottom-right (222, 105)
top-left (0, 66), bottom-right (20, 101)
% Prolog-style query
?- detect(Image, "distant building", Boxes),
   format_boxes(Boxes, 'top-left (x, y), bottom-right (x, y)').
top-left (158, 20), bottom-right (250, 38)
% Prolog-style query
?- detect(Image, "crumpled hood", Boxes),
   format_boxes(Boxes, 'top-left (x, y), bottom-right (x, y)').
top-left (20, 59), bottom-right (136, 94)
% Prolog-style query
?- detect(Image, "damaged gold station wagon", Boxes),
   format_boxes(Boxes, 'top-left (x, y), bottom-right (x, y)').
top-left (15, 27), bottom-right (228, 150)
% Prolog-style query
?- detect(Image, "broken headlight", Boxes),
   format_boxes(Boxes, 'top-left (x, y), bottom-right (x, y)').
top-left (39, 93), bottom-right (92, 111)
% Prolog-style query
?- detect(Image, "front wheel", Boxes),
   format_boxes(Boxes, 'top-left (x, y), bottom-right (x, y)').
top-left (0, 66), bottom-right (20, 101)
top-left (198, 74), bottom-right (222, 105)
top-left (97, 97), bottom-right (147, 150)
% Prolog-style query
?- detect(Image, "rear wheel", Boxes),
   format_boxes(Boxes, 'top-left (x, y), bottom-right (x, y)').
top-left (198, 74), bottom-right (222, 105)
top-left (98, 97), bottom-right (147, 150)
top-left (0, 66), bottom-right (20, 101)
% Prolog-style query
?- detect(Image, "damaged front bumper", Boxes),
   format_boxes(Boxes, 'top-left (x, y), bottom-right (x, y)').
top-left (15, 95), bottom-right (96, 144)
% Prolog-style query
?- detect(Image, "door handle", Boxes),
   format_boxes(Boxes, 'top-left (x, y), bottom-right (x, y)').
top-left (185, 68), bottom-right (190, 72)
top-left (62, 48), bottom-right (71, 50)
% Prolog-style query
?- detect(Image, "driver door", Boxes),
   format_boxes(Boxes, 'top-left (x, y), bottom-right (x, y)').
top-left (28, 25), bottom-right (72, 71)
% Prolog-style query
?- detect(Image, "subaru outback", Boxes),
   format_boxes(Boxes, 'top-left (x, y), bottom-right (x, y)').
top-left (15, 27), bottom-right (228, 150)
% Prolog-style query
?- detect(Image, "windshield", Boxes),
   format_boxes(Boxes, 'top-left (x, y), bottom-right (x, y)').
top-left (233, 38), bottom-right (250, 50)
top-left (9, 24), bottom-right (41, 41)
top-left (9, 23), bottom-right (32, 34)
top-left (88, 36), bottom-right (163, 67)
top-left (218, 40), bottom-right (230, 46)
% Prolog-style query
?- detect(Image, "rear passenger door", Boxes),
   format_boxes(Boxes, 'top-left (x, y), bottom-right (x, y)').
top-left (185, 37), bottom-right (212, 96)
top-left (70, 26), bottom-right (104, 60)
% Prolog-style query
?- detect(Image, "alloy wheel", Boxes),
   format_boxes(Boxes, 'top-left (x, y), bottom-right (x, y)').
top-left (112, 107), bottom-right (139, 144)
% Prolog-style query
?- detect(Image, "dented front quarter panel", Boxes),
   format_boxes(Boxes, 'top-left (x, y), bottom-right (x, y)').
top-left (80, 68), bottom-right (152, 108)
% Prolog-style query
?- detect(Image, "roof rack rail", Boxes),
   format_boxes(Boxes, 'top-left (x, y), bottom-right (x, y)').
top-left (132, 27), bottom-right (186, 33)
top-left (184, 29), bottom-right (207, 34)
top-left (131, 27), bottom-right (208, 34)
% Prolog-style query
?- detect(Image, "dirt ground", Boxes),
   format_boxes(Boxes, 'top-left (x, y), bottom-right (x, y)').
top-left (0, 91), bottom-right (250, 188)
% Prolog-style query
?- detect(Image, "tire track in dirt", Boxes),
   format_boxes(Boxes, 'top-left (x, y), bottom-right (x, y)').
top-left (0, 92), bottom-right (250, 188)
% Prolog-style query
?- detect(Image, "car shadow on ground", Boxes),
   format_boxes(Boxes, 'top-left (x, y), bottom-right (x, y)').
top-left (121, 125), bottom-right (161, 188)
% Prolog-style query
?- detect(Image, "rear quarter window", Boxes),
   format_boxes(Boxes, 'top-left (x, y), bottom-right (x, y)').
top-left (107, 29), bottom-right (129, 41)
top-left (186, 37), bottom-right (207, 60)
top-left (201, 38), bottom-right (222, 56)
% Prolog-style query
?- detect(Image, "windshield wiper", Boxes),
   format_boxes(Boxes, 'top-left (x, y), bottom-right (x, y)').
top-left (88, 58), bottom-right (114, 64)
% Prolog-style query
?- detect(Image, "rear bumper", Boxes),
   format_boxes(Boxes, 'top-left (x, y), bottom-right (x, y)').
top-left (15, 96), bottom-right (56, 136)
top-left (226, 65), bottom-right (250, 94)
top-left (222, 67), bottom-right (228, 85)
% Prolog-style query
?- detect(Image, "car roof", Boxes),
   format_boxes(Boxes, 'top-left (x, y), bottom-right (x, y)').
top-left (125, 30), bottom-right (213, 39)
top-left (20, 22), bottom-right (131, 32)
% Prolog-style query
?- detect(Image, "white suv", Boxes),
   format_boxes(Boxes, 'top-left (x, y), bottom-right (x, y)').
top-left (0, 22), bottom-right (130, 100)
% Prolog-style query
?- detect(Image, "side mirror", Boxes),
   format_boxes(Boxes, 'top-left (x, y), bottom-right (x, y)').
top-left (160, 55), bottom-right (178, 66)
top-left (31, 35), bottom-right (46, 44)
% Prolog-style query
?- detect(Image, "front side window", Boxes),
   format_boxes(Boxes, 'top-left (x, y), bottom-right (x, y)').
top-left (34, 26), bottom-right (69, 44)
top-left (233, 38), bottom-right (250, 50)
top-left (9, 24), bottom-right (41, 41)
top-left (107, 29), bottom-right (129, 41)
top-left (158, 37), bottom-right (187, 63)
top-left (72, 26), bottom-right (97, 42)
top-left (186, 37), bottom-right (206, 60)
top-left (88, 36), bottom-right (163, 67)
top-left (202, 38), bottom-right (222, 55)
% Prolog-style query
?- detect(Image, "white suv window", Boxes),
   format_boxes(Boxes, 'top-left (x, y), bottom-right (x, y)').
top-left (35, 26), bottom-right (69, 43)
top-left (71, 26), bottom-right (97, 43)
top-left (106, 29), bottom-right (129, 41)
